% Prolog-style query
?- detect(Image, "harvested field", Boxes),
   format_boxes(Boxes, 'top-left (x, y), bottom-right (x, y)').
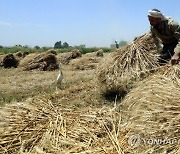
top-left (0, 41), bottom-right (179, 153)
top-left (1, 72), bottom-right (179, 153)
top-left (0, 62), bottom-right (95, 105)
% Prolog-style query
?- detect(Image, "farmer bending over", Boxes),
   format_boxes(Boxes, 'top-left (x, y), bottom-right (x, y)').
top-left (148, 9), bottom-right (180, 65)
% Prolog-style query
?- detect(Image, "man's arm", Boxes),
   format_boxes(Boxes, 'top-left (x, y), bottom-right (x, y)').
top-left (170, 20), bottom-right (180, 65)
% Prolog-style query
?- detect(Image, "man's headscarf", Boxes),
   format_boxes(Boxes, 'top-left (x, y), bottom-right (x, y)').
top-left (148, 9), bottom-right (167, 21)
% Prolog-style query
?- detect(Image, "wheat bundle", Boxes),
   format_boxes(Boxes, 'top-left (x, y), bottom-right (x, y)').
top-left (57, 52), bottom-right (73, 65)
top-left (69, 56), bottom-right (102, 70)
top-left (0, 97), bottom-right (126, 154)
top-left (117, 75), bottom-right (180, 153)
top-left (22, 53), bottom-right (59, 71)
top-left (23, 51), bottom-right (29, 57)
top-left (58, 49), bottom-right (82, 65)
top-left (46, 49), bottom-right (57, 55)
top-left (96, 49), bottom-right (104, 57)
top-left (14, 51), bottom-right (23, 58)
top-left (19, 53), bottom-right (39, 67)
top-left (96, 32), bottom-right (160, 96)
top-left (71, 49), bottom-right (82, 59)
top-left (14, 51), bottom-right (29, 58)
top-left (2, 54), bottom-right (19, 68)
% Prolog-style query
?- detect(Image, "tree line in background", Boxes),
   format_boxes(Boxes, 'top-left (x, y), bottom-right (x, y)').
top-left (54, 41), bottom-right (70, 49)
top-left (0, 40), bottom-right (128, 54)
top-left (53, 40), bottom-right (128, 49)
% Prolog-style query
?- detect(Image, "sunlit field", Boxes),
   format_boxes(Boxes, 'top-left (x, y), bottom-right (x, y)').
top-left (0, 41), bottom-right (180, 153)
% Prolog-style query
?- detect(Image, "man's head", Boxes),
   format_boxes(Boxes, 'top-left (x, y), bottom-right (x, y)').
top-left (148, 9), bottom-right (165, 27)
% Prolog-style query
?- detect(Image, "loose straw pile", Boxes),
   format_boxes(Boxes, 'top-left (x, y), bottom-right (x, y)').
top-left (0, 96), bottom-right (126, 154)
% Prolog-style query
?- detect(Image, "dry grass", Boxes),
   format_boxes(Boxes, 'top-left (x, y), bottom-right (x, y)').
top-left (0, 67), bottom-right (56, 105)
top-left (0, 63), bottom-right (95, 105)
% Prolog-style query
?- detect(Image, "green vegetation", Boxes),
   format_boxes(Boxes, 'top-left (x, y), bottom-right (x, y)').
top-left (0, 38), bottom-right (128, 55)
top-left (0, 46), bottom-right (44, 54)
top-left (0, 45), bottom-right (114, 55)
top-left (54, 41), bottom-right (70, 49)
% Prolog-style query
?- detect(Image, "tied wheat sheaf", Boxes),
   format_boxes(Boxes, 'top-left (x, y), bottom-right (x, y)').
top-left (96, 32), bottom-right (160, 96)
top-left (117, 74), bottom-right (180, 154)
top-left (69, 54), bottom-right (103, 70)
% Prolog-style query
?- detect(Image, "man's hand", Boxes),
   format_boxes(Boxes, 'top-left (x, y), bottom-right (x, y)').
top-left (170, 52), bottom-right (180, 65)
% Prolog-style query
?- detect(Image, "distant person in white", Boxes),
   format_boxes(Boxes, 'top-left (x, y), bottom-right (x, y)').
top-left (115, 40), bottom-right (119, 49)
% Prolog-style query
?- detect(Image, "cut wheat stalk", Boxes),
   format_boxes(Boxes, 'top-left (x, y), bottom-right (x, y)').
top-left (96, 32), bottom-right (160, 98)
